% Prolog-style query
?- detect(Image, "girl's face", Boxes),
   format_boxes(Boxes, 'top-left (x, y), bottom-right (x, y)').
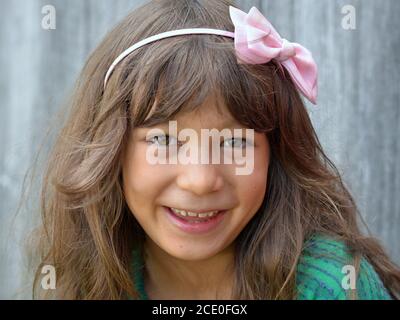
top-left (122, 96), bottom-right (270, 261)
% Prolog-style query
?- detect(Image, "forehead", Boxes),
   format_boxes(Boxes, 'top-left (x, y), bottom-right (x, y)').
top-left (175, 93), bottom-right (239, 127)
top-left (137, 88), bottom-right (241, 128)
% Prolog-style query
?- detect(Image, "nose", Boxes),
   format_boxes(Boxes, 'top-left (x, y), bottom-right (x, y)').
top-left (176, 164), bottom-right (224, 196)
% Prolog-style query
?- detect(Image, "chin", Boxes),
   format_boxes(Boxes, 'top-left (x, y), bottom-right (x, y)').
top-left (164, 243), bottom-right (225, 261)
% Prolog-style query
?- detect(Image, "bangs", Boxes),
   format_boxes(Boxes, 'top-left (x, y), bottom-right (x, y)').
top-left (122, 33), bottom-right (277, 132)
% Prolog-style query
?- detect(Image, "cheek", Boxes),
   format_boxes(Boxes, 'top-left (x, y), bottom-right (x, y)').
top-left (122, 143), bottom-right (167, 212)
top-left (235, 144), bottom-right (270, 214)
top-left (236, 166), bottom-right (268, 212)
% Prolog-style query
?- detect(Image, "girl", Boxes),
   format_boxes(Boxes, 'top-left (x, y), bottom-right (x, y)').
top-left (32, 0), bottom-right (400, 299)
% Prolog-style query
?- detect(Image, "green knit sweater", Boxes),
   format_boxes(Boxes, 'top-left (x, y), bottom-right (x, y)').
top-left (131, 234), bottom-right (393, 300)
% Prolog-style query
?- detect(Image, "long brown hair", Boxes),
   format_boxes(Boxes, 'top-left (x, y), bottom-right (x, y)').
top-left (30, 0), bottom-right (400, 299)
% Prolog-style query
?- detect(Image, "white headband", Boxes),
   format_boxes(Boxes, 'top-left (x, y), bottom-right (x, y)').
top-left (103, 28), bottom-right (234, 89)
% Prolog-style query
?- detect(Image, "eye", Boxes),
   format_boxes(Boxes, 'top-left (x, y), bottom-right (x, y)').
top-left (147, 134), bottom-right (179, 147)
top-left (222, 137), bottom-right (249, 148)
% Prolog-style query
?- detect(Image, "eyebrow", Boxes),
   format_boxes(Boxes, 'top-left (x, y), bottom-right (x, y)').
top-left (218, 118), bottom-right (243, 128)
top-left (177, 118), bottom-right (245, 129)
top-left (149, 118), bottom-right (244, 130)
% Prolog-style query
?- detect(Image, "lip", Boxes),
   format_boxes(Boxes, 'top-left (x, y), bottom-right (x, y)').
top-left (163, 206), bottom-right (227, 234)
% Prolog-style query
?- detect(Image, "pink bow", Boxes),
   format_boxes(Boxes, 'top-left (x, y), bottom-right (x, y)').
top-left (229, 6), bottom-right (318, 105)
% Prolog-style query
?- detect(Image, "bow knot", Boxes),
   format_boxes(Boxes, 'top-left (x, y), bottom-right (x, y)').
top-left (229, 6), bottom-right (318, 104)
top-left (276, 39), bottom-right (296, 62)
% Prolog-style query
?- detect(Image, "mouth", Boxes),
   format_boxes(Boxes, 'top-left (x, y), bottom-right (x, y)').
top-left (163, 206), bottom-right (228, 234)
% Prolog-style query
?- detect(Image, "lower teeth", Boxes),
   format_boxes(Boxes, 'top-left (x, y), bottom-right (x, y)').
top-left (172, 211), bottom-right (217, 222)
top-left (168, 207), bottom-right (224, 222)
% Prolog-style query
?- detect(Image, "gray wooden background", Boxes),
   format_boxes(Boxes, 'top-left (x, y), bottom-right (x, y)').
top-left (0, 0), bottom-right (399, 299)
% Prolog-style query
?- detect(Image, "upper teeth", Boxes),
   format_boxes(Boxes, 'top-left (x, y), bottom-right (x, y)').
top-left (170, 208), bottom-right (219, 218)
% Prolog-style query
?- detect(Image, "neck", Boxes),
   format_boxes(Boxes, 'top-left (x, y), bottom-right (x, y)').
top-left (143, 238), bottom-right (235, 299)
